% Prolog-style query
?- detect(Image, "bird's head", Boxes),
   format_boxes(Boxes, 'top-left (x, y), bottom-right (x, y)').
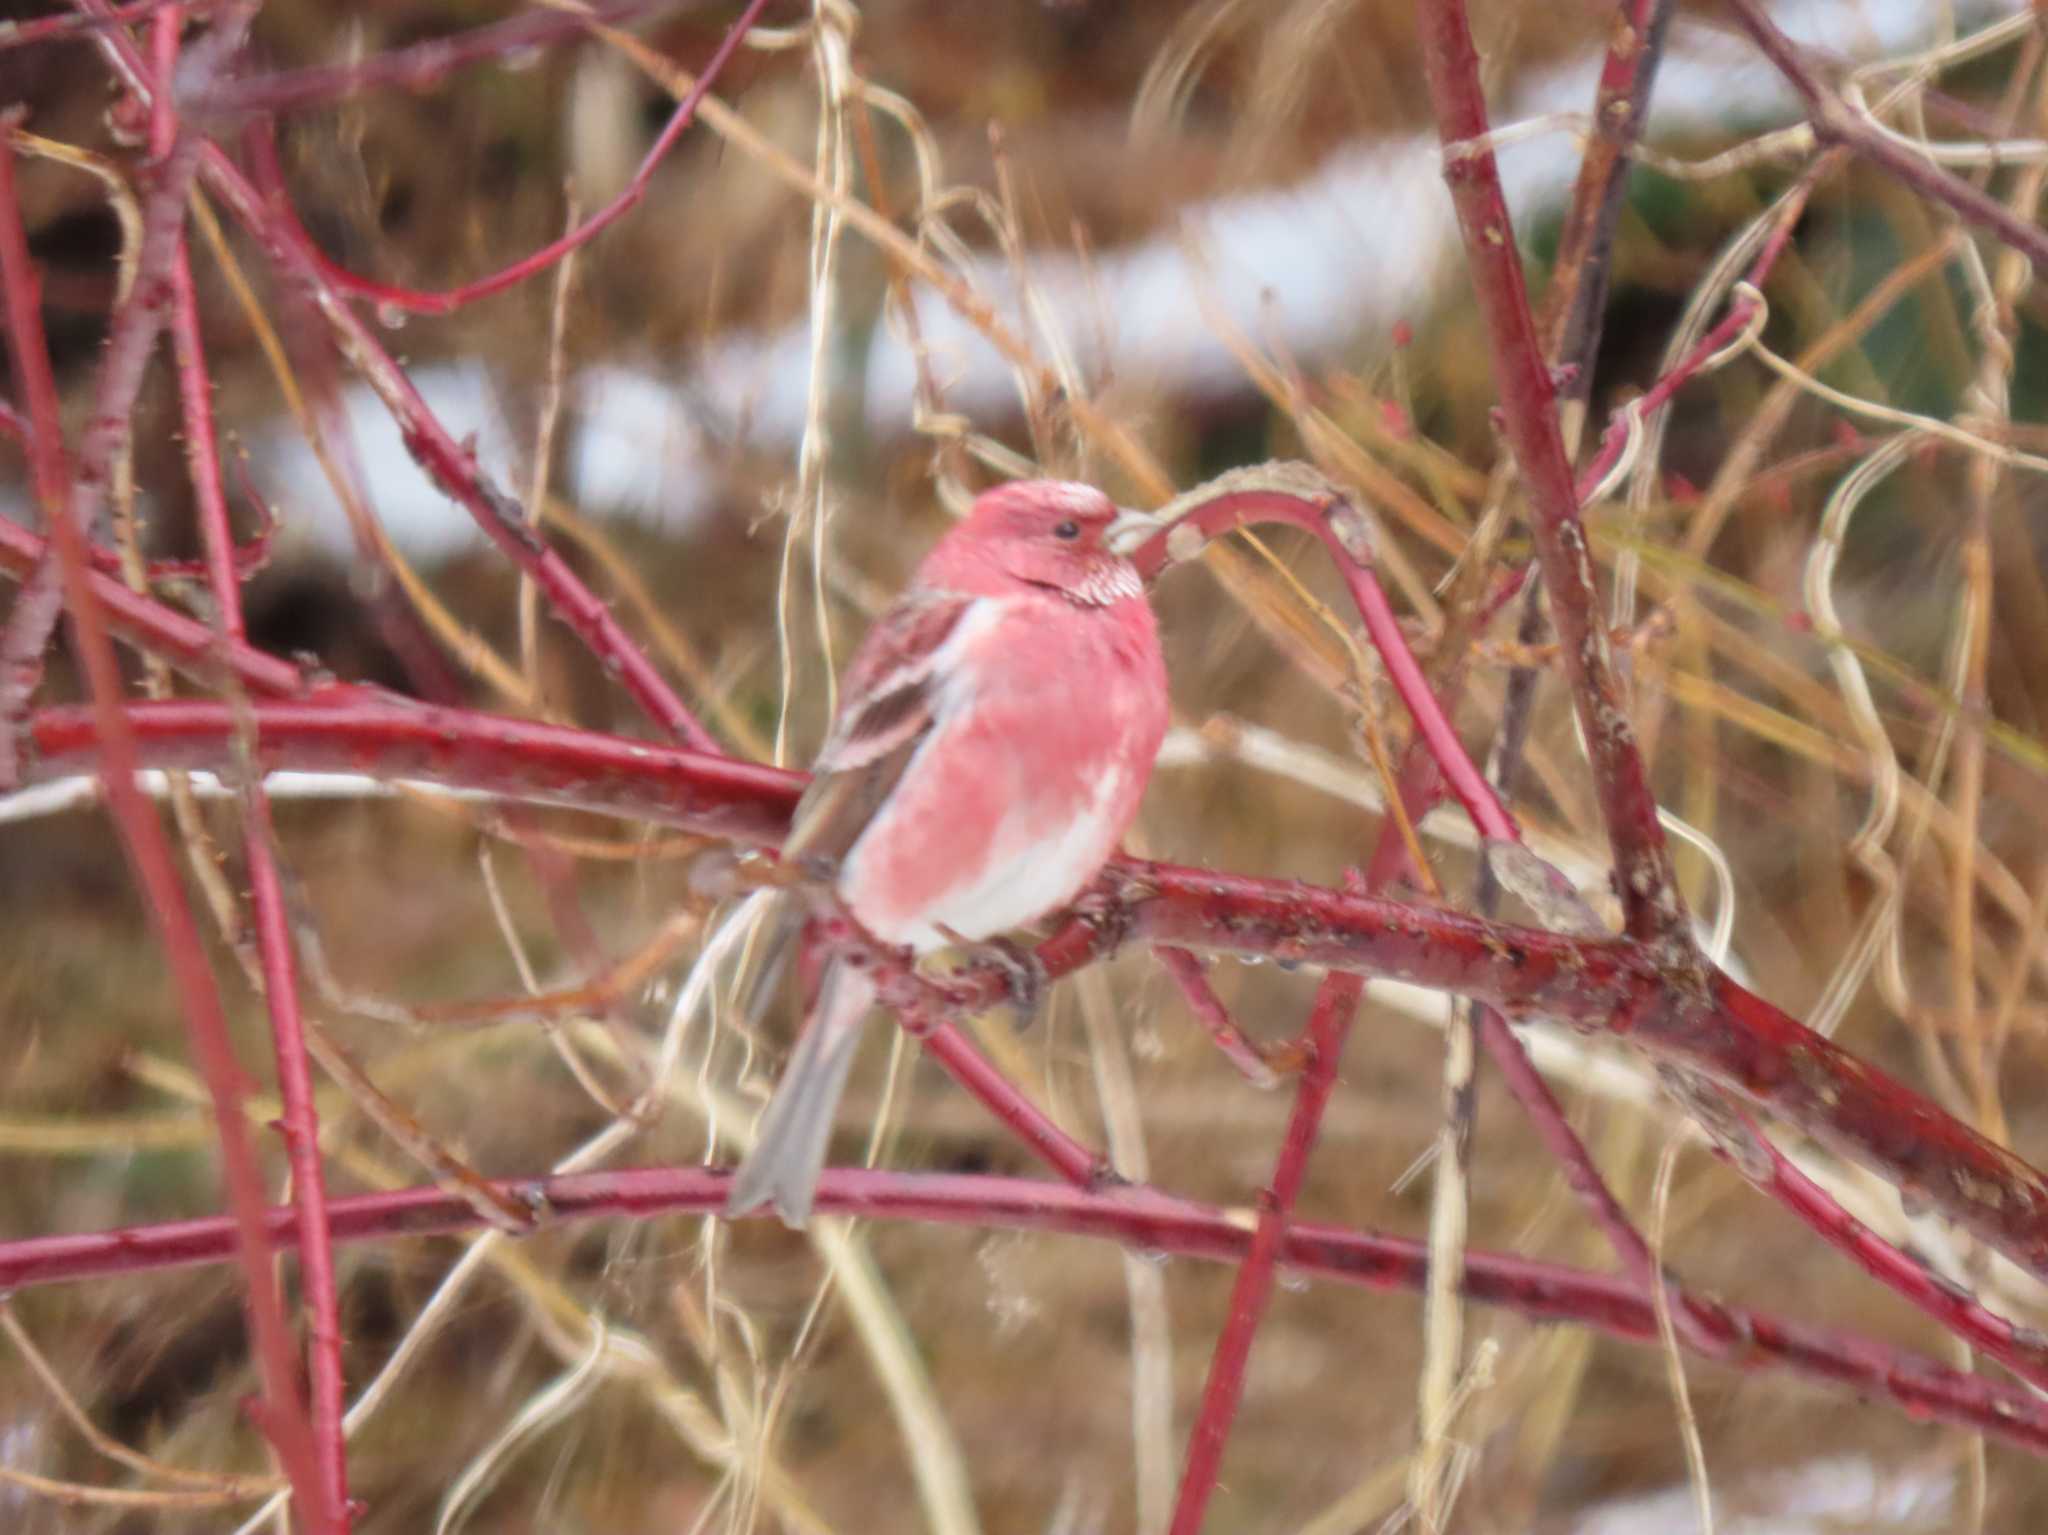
top-left (924, 480), bottom-right (1159, 606)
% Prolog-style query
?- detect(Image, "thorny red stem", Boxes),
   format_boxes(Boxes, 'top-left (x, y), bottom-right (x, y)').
top-left (0, 5), bottom-right (257, 780)
top-left (0, 512), bottom-right (307, 694)
top-left (168, 258), bottom-right (248, 638)
top-left (0, 122), bottom-right (329, 1529)
top-left (153, 5), bottom-right (349, 1500)
top-left (3, 1167), bottom-right (2046, 1454)
top-left (1416, 0), bottom-right (1692, 960)
top-left (1172, 968), bottom-right (1365, 1534)
top-left (239, 0), bottom-right (775, 318)
top-left (1744, 1116), bottom-right (2048, 1392)
top-left (1575, 165), bottom-right (1821, 504)
top-left (58, 467), bottom-right (278, 586)
top-left (243, 789), bottom-right (350, 1520)
top-left (1154, 945), bottom-right (1284, 1087)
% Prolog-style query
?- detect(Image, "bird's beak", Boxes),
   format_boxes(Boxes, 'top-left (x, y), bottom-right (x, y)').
top-left (1105, 508), bottom-right (1162, 556)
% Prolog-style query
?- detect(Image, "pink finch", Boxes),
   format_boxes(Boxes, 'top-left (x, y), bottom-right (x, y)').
top-left (727, 480), bottom-right (1169, 1226)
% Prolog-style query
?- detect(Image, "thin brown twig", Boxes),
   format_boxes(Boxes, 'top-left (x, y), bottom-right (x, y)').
top-left (0, 1304), bottom-right (283, 1495)
top-left (1722, 0), bottom-right (2048, 275)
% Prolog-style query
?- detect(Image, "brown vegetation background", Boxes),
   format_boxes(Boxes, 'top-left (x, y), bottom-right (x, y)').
top-left (6, 1), bottom-right (2048, 1531)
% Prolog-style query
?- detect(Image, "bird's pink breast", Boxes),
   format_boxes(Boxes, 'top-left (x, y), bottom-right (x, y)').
top-left (836, 592), bottom-right (1166, 951)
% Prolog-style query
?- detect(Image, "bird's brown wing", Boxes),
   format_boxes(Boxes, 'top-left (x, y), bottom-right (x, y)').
top-left (780, 591), bottom-right (983, 877)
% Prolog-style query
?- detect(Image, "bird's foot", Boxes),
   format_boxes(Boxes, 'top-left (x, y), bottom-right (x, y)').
top-left (1067, 874), bottom-right (1143, 951)
top-left (944, 933), bottom-right (1049, 1025)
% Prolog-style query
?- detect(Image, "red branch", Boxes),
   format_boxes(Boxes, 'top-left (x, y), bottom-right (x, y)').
top-left (1746, 1118), bottom-right (2048, 1391)
top-left (1415, 0), bottom-right (1692, 960)
top-left (75, 1), bottom-right (724, 755)
top-left (0, 6), bottom-right (258, 779)
top-left (2, 1167), bottom-right (2044, 1454)
top-left (167, 264), bottom-right (250, 638)
top-left (218, 132), bottom-right (722, 749)
top-left (151, 7), bottom-right (349, 1506)
top-left (202, 0), bottom-right (668, 115)
top-left (1130, 478), bottom-right (1511, 835)
top-left (68, 485), bottom-right (277, 588)
top-left (0, 0), bottom-right (203, 54)
top-left (1477, 1009), bottom-right (1729, 1356)
top-left (23, 695), bottom-right (2048, 1294)
top-left (1172, 966), bottom-right (1365, 1533)
top-left (235, 0), bottom-right (774, 318)
top-left (894, 1012), bottom-right (1111, 1189)
top-left (0, 119), bottom-right (329, 1529)
top-left (0, 511), bottom-right (307, 695)
top-left (242, 788), bottom-right (350, 1516)
top-left (1154, 945), bottom-right (1286, 1086)
top-left (1145, 475), bottom-right (1733, 1390)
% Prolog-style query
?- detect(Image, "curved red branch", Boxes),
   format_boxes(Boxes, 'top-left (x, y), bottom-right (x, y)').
top-left (0, 1166), bottom-right (2042, 1455)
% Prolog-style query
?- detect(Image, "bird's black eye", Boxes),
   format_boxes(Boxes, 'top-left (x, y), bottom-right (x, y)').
top-left (1053, 520), bottom-right (1081, 541)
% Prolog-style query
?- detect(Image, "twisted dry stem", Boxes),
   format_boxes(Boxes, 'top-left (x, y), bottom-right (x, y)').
top-left (1723, 0), bottom-right (2048, 276)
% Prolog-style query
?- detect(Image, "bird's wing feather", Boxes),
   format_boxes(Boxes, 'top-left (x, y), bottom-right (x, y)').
top-left (782, 590), bottom-right (986, 876)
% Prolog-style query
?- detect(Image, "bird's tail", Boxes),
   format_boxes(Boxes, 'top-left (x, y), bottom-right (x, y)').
top-left (725, 958), bottom-right (876, 1228)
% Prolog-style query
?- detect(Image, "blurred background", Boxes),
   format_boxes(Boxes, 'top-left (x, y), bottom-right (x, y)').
top-left (5, 0), bottom-right (2048, 1530)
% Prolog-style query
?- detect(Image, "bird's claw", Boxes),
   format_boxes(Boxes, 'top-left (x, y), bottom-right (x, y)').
top-left (955, 935), bottom-right (1048, 1025)
top-left (1067, 877), bottom-right (1141, 951)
